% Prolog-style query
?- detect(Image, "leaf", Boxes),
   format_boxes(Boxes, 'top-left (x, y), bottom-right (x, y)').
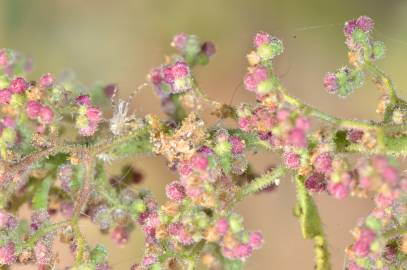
top-left (294, 175), bottom-right (323, 238)
top-left (32, 176), bottom-right (53, 210)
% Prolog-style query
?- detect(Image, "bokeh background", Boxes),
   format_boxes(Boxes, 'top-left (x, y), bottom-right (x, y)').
top-left (1, 0), bottom-right (407, 269)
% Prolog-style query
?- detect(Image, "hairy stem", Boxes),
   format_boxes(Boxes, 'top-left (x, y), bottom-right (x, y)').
top-left (236, 166), bottom-right (286, 201)
top-left (294, 174), bottom-right (331, 270)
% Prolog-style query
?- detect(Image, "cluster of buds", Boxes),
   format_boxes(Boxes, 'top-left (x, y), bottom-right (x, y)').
top-left (344, 157), bottom-right (407, 269)
top-left (344, 16), bottom-right (386, 62)
top-left (324, 16), bottom-right (387, 98)
top-left (323, 67), bottom-right (364, 97)
top-left (0, 209), bottom-right (58, 266)
top-left (149, 61), bottom-right (193, 97)
top-left (171, 33), bottom-right (216, 65)
top-left (251, 32), bottom-right (284, 64)
top-left (75, 95), bottom-right (102, 136)
top-left (243, 32), bottom-right (283, 97)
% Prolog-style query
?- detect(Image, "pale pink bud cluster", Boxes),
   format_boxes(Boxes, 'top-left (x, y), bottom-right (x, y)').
top-left (26, 100), bottom-right (54, 131)
top-left (75, 95), bottom-right (102, 136)
top-left (149, 61), bottom-right (193, 96)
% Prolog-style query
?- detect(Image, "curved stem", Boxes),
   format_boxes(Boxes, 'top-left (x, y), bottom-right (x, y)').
top-left (294, 174), bottom-right (331, 270)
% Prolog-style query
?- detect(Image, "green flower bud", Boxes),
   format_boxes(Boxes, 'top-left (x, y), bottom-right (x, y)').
top-left (257, 79), bottom-right (275, 94)
top-left (365, 216), bottom-right (382, 231)
top-left (228, 214), bottom-right (244, 234)
top-left (78, 105), bottom-right (88, 115)
top-left (352, 29), bottom-right (369, 45)
top-left (214, 141), bottom-right (232, 156)
top-left (370, 240), bottom-right (380, 253)
top-left (1, 128), bottom-right (16, 145)
top-left (76, 114), bottom-right (89, 129)
top-left (372, 41), bottom-right (386, 61)
top-left (10, 94), bottom-right (25, 108)
top-left (90, 244), bottom-right (107, 265)
top-left (151, 263), bottom-right (162, 270)
top-left (257, 39), bottom-right (283, 61)
top-left (131, 199), bottom-right (147, 214)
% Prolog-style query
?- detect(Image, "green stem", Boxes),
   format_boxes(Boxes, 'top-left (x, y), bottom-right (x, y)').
top-left (236, 166), bottom-right (286, 201)
top-left (364, 61), bottom-right (398, 103)
top-left (24, 221), bottom-right (69, 248)
top-left (294, 174), bottom-right (331, 270)
top-left (383, 226), bottom-right (407, 240)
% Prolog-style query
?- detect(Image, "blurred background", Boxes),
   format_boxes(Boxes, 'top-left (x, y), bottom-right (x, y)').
top-left (1, 0), bottom-right (407, 269)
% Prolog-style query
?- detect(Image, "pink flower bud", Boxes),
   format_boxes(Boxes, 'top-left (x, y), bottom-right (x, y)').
top-left (79, 122), bottom-right (98, 136)
top-left (172, 61), bottom-right (189, 78)
top-left (0, 242), bottom-right (16, 265)
top-left (190, 154), bottom-right (209, 170)
top-left (87, 107), bottom-right (102, 123)
top-left (34, 241), bottom-right (51, 265)
top-left (283, 151), bottom-right (301, 169)
top-left (75, 95), bottom-right (91, 106)
top-left (238, 117), bottom-right (252, 131)
top-left (111, 226), bottom-right (130, 245)
top-left (249, 231), bottom-right (264, 249)
top-left (163, 66), bottom-right (175, 83)
top-left (9, 77), bottom-right (29, 93)
top-left (356, 16), bottom-right (374, 33)
top-left (352, 228), bottom-right (375, 257)
top-left (26, 101), bottom-right (42, 119)
top-left (347, 129), bottom-right (364, 143)
top-left (276, 108), bottom-right (291, 121)
top-left (165, 181), bottom-right (186, 201)
top-left (328, 182), bottom-right (349, 199)
top-left (149, 69), bottom-right (162, 86)
top-left (201, 41), bottom-right (216, 57)
top-left (243, 67), bottom-right (268, 91)
top-left (0, 89), bottom-right (12, 104)
top-left (229, 136), bottom-right (246, 154)
top-left (215, 219), bottom-right (229, 235)
top-left (287, 128), bottom-right (307, 148)
top-left (233, 244), bottom-right (252, 259)
top-left (323, 72), bottom-right (338, 93)
top-left (313, 153), bottom-right (333, 174)
top-left (39, 73), bottom-right (54, 88)
top-left (305, 173), bottom-right (326, 193)
top-left (381, 166), bottom-right (398, 185)
top-left (2, 117), bottom-right (15, 128)
top-left (343, 19), bottom-right (358, 37)
top-left (172, 33), bottom-right (188, 50)
top-left (142, 256), bottom-right (157, 266)
top-left (295, 116), bottom-right (311, 131)
top-left (178, 162), bottom-right (192, 176)
top-left (39, 105), bottom-right (53, 124)
top-left (254, 32), bottom-right (271, 48)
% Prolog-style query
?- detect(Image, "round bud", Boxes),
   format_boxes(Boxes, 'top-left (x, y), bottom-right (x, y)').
top-left (131, 199), bottom-right (147, 214)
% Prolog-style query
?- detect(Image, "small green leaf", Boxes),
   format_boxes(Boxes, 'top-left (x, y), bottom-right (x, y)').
top-left (32, 176), bottom-right (53, 210)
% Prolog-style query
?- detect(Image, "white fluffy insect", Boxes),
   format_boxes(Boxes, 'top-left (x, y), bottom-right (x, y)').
top-left (110, 99), bottom-right (130, 136)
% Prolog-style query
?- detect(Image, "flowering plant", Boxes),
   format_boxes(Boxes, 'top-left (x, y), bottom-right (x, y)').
top-left (0, 16), bottom-right (405, 270)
